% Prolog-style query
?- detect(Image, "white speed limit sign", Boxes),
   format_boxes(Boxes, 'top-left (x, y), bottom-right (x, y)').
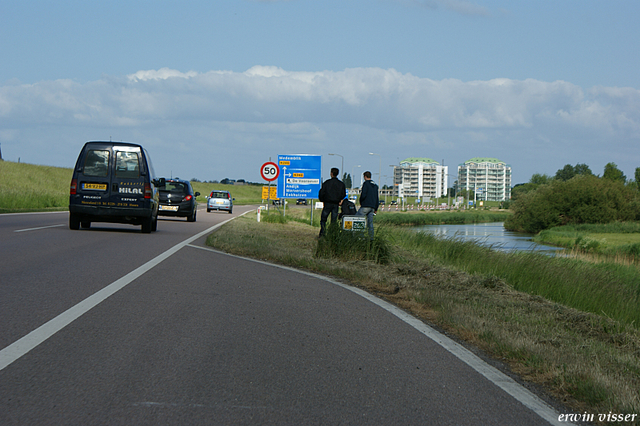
top-left (260, 162), bottom-right (279, 182)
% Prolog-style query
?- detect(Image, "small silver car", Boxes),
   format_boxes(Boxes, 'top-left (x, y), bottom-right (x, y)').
top-left (207, 190), bottom-right (233, 214)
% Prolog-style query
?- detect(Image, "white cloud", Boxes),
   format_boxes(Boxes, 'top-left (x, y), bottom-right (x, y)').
top-left (128, 68), bottom-right (199, 82)
top-left (0, 67), bottom-right (638, 183)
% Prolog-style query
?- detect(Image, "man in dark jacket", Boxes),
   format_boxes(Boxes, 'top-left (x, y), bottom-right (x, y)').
top-left (357, 171), bottom-right (379, 239)
top-left (318, 168), bottom-right (346, 237)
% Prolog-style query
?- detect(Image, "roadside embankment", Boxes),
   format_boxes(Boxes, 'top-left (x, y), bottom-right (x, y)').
top-left (207, 208), bottom-right (640, 423)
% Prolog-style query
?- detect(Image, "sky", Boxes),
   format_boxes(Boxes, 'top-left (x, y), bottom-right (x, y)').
top-left (1, 0), bottom-right (639, 186)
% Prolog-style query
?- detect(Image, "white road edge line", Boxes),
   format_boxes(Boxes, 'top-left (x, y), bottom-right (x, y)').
top-left (0, 211), bottom-right (251, 371)
top-left (1, 211), bottom-right (68, 216)
top-left (14, 224), bottom-right (65, 233)
top-left (186, 243), bottom-right (574, 426)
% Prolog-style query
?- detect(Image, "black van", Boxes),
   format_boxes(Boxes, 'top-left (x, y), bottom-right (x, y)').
top-left (69, 141), bottom-right (164, 233)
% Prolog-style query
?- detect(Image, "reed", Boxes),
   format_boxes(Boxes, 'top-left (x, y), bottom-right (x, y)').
top-left (398, 230), bottom-right (640, 327)
top-left (375, 211), bottom-right (511, 227)
top-left (535, 222), bottom-right (640, 265)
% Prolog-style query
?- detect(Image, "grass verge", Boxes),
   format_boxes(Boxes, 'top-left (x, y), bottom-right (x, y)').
top-left (535, 223), bottom-right (640, 267)
top-left (207, 208), bottom-right (640, 423)
top-left (0, 161), bottom-right (72, 213)
top-left (0, 161), bottom-right (266, 213)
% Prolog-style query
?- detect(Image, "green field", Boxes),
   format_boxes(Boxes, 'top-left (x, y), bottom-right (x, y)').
top-left (535, 222), bottom-right (640, 262)
top-left (0, 160), bottom-right (264, 213)
top-left (0, 161), bottom-right (72, 212)
top-left (190, 181), bottom-right (263, 204)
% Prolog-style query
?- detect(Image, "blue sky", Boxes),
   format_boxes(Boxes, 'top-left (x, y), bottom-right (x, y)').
top-left (1, 0), bottom-right (639, 185)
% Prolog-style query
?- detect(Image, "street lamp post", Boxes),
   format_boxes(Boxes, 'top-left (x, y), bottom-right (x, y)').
top-left (351, 165), bottom-right (361, 197)
top-left (382, 174), bottom-right (390, 205)
top-left (445, 173), bottom-right (458, 209)
top-left (369, 152), bottom-right (381, 197)
top-left (328, 153), bottom-right (344, 176)
top-left (388, 164), bottom-right (398, 199)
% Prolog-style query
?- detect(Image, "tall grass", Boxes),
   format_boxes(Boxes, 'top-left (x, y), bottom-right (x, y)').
top-left (0, 161), bottom-right (72, 212)
top-left (398, 230), bottom-right (640, 327)
top-left (315, 223), bottom-right (391, 264)
top-left (376, 211), bottom-right (511, 226)
top-left (536, 222), bottom-right (640, 264)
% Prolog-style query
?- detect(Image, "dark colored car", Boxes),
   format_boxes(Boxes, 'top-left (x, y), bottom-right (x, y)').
top-left (69, 141), bottom-right (163, 233)
top-left (296, 198), bottom-right (308, 205)
top-left (207, 190), bottom-right (233, 213)
top-left (158, 179), bottom-right (200, 222)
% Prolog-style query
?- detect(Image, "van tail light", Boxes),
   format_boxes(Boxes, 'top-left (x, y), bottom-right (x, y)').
top-left (144, 183), bottom-right (152, 199)
top-left (70, 179), bottom-right (77, 195)
top-left (184, 195), bottom-right (193, 202)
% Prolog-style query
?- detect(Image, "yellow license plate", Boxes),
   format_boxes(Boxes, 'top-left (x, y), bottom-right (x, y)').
top-left (83, 183), bottom-right (107, 190)
top-left (160, 205), bottom-right (179, 211)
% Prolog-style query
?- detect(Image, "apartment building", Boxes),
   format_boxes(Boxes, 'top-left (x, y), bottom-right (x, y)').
top-left (458, 157), bottom-right (511, 201)
top-left (392, 158), bottom-right (448, 199)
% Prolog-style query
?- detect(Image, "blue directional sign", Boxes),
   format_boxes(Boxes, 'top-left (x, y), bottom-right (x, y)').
top-left (276, 154), bottom-right (322, 199)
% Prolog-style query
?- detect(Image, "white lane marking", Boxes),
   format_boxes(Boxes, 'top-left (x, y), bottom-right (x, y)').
top-left (0, 211), bottom-right (252, 371)
top-left (14, 224), bottom-right (65, 233)
top-left (1, 211), bottom-right (68, 216)
top-left (187, 244), bottom-right (573, 426)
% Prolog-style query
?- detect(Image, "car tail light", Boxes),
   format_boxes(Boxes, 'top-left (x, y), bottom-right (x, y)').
top-left (184, 195), bottom-right (193, 202)
top-left (144, 183), bottom-right (152, 199)
top-left (70, 179), bottom-right (77, 195)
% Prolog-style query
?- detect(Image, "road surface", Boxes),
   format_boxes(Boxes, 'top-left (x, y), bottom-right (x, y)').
top-left (0, 207), bottom-right (573, 425)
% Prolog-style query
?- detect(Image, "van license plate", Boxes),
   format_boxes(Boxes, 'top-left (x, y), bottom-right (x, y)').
top-left (83, 183), bottom-right (107, 191)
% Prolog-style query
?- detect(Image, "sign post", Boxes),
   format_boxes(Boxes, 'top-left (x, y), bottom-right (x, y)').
top-left (260, 161), bottom-right (279, 212)
top-left (277, 155), bottom-right (321, 217)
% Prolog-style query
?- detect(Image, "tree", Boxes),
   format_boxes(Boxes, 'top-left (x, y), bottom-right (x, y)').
top-left (529, 173), bottom-right (553, 185)
top-left (555, 164), bottom-right (576, 181)
top-left (554, 163), bottom-right (592, 182)
top-left (342, 173), bottom-right (352, 189)
top-left (504, 175), bottom-right (640, 233)
top-left (574, 163), bottom-right (593, 176)
top-left (635, 167), bottom-right (640, 186)
top-left (511, 174), bottom-right (553, 201)
top-left (603, 162), bottom-right (626, 183)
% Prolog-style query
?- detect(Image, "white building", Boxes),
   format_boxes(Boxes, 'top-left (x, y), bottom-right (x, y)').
top-left (458, 157), bottom-right (511, 201)
top-left (392, 158), bottom-right (448, 199)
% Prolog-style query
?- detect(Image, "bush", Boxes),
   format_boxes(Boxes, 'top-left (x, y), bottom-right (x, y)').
top-left (505, 175), bottom-right (640, 233)
top-left (315, 223), bottom-right (391, 264)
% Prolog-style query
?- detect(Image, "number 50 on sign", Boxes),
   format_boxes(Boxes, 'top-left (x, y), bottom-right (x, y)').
top-left (261, 162), bottom-right (279, 182)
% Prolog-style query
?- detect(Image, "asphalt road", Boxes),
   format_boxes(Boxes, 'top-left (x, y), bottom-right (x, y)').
top-left (0, 207), bottom-right (573, 425)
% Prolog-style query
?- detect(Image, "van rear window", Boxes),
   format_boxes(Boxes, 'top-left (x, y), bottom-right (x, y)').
top-left (83, 150), bottom-right (110, 177)
top-left (115, 151), bottom-right (140, 178)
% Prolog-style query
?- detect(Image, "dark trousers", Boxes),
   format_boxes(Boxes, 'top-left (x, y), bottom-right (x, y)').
top-left (319, 203), bottom-right (339, 236)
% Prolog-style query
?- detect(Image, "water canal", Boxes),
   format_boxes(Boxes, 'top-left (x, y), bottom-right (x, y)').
top-left (413, 222), bottom-right (562, 254)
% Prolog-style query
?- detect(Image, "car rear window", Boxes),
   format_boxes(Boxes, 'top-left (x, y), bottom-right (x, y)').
top-left (83, 149), bottom-right (110, 177)
top-left (210, 191), bottom-right (229, 199)
top-left (115, 151), bottom-right (140, 178)
top-left (161, 182), bottom-right (187, 193)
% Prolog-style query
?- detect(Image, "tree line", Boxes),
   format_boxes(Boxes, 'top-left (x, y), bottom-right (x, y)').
top-left (505, 163), bottom-right (640, 233)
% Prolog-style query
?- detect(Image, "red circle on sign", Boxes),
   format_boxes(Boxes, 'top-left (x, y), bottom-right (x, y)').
top-left (261, 162), bottom-right (279, 181)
